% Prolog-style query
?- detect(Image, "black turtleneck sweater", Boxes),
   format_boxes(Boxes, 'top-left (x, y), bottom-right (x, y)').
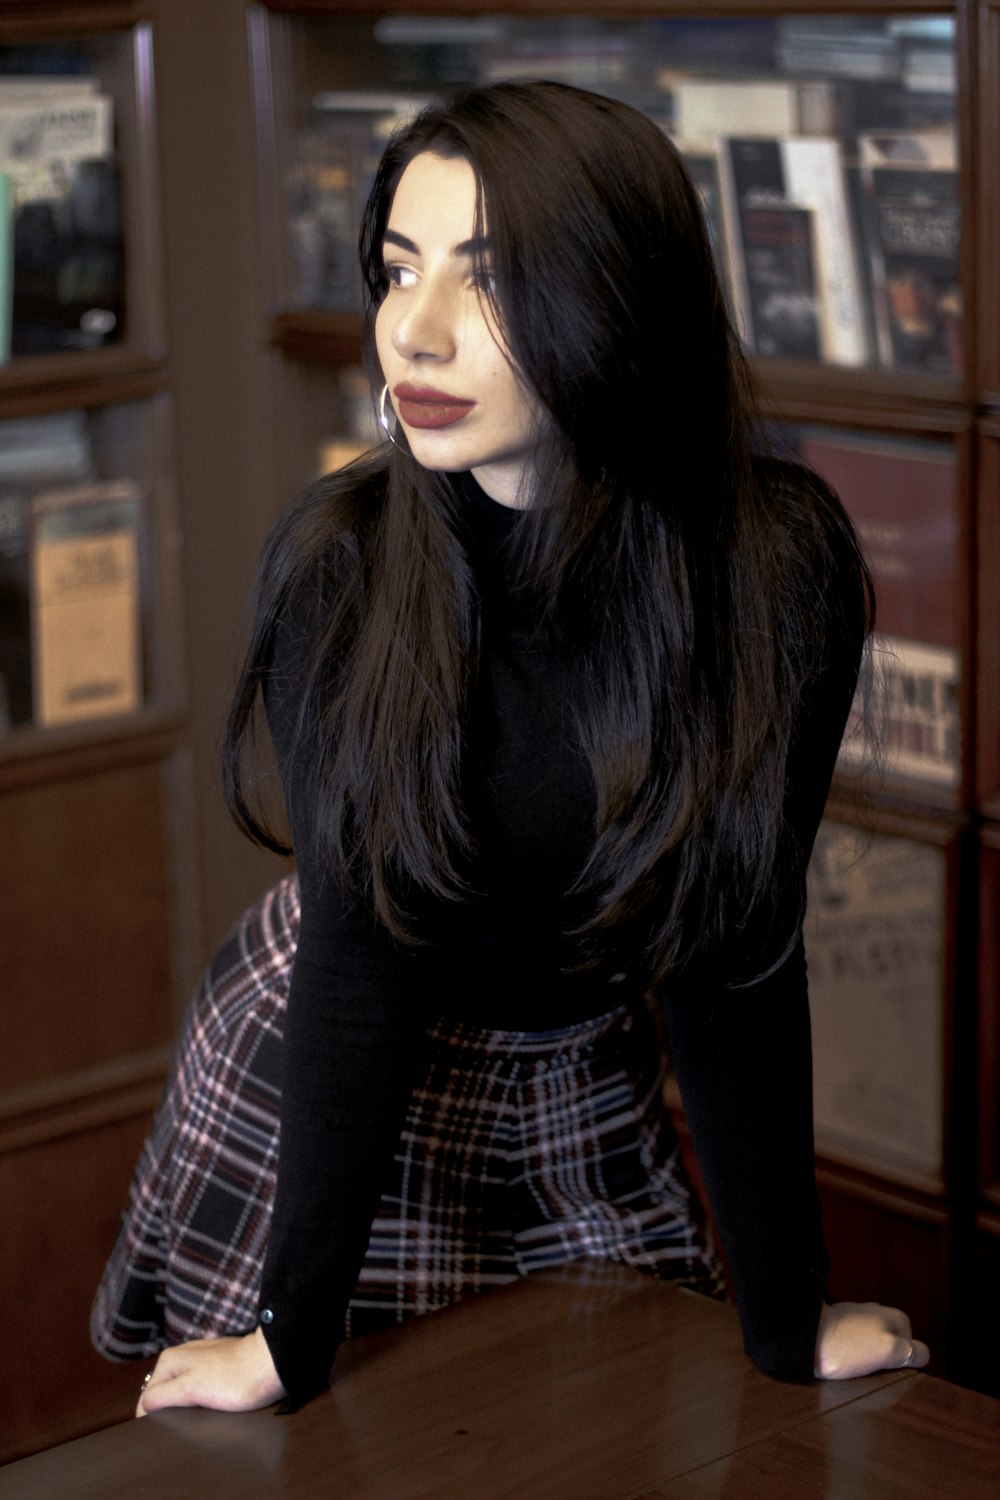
top-left (258, 476), bottom-right (864, 1409)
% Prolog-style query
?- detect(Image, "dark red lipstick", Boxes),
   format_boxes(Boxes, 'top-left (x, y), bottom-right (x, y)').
top-left (394, 383), bottom-right (476, 430)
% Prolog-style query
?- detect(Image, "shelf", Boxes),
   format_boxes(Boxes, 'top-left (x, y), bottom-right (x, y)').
top-left (271, 308), bottom-right (364, 364)
top-left (0, 708), bottom-right (185, 792)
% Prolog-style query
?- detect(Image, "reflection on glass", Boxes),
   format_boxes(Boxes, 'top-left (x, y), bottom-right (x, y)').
top-left (781, 424), bottom-right (959, 787)
top-left (282, 12), bottom-right (959, 375)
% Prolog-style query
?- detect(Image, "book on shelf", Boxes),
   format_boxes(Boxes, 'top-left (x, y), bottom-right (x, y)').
top-left (0, 410), bottom-right (96, 732)
top-left (796, 426), bottom-right (958, 787)
top-left (775, 17), bottom-right (904, 82)
top-left (11, 155), bottom-right (123, 355)
top-left (841, 634), bottom-right (960, 788)
top-left (30, 478), bottom-right (142, 729)
top-left (672, 142), bottom-right (729, 286)
top-left (796, 427), bottom-right (955, 647)
top-left (719, 136), bottom-right (869, 365)
top-left (0, 77), bottom-right (122, 356)
top-left (666, 77), bottom-right (838, 145)
top-left (855, 129), bottom-right (960, 376)
top-left (806, 821), bottom-right (945, 1180)
top-left (0, 90), bottom-right (113, 175)
top-left (737, 199), bottom-right (821, 360)
top-left (290, 93), bottom-right (432, 314)
top-left (0, 409), bottom-right (94, 483)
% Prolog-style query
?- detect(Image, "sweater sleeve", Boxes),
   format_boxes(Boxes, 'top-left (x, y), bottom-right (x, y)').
top-left (256, 579), bottom-right (423, 1410)
top-left (662, 530), bottom-right (867, 1383)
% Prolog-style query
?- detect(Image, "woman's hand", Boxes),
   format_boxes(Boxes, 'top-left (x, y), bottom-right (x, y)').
top-left (814, 1300), bottom-right (930, 1380)
top-left (135, 1327), bottom-right (285, 1417)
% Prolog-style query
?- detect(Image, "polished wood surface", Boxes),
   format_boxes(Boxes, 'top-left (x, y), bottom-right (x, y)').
top-left (5, 1264), bottom-right (998, 1499)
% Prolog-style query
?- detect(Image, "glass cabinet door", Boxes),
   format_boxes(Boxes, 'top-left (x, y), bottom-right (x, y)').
top-left (261, 10), bottom-right (961, 379)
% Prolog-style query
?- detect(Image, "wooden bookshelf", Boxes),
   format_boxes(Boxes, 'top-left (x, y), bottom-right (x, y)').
top-left (0, 2), bottom-right (193, 1461)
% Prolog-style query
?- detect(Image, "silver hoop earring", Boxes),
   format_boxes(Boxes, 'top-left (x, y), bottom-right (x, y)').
top-left (379, 383), bottom-right (400, 447)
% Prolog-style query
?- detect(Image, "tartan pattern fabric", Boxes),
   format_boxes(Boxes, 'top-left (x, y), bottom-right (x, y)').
top-left (92, 875), bottom-right (725, 1362)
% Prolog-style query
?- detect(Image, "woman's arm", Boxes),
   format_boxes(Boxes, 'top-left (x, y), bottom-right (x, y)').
top-left (141, 564), bottom-right (423, 1414)
top-left (664, 514), bottom-right (926, 1382)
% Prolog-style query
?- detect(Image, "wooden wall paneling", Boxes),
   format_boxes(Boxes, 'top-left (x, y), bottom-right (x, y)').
top-left (816, 1161), bottom-right (954, 1374)
top-left (971, 1209), bottom-right (1000, 1397)
top-left (0, 1105), bottom-right (163, 1464)
top-left (2, 753), bottom-right (178, 1091)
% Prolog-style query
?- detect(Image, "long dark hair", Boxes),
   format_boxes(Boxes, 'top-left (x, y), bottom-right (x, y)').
top-left (224, 80), bottom-right (873, 986)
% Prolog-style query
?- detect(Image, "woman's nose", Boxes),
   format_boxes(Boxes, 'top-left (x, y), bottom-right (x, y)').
top-left (390, 281), bottom-right (457, 361)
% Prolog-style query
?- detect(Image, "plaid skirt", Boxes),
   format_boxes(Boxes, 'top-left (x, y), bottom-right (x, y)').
top-left (91, 875), bottom-right (725, 1362)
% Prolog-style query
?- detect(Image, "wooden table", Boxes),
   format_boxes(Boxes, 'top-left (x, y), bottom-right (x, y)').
top-left (3, 1263), bottom-right (999, 1498)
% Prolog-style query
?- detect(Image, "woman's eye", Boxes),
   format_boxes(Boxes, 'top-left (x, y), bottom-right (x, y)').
top-left (385, 263), bottom-right (418, 289)
top-left (471, 268), bottom-right (497, 295)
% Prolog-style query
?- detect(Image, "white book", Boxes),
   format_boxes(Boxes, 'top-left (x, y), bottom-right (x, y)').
top-left (780, 138), bottom-right (869, 365)
top-left (0, 93), bottom-right (113, 172)
top-left (670, 78), bottom-right (836, 146)
top-left (30, 479), bottom-right (142, 727)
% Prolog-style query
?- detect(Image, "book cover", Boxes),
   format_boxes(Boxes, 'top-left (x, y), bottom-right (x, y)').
top-left (739, 199), bottom-right (821, 359)
top-left (0, 92), bottom-right (112, 171)
top-left (670, 78), bottom-right (836, 145)
top-left (674, 142), bottom-right (728, 285)
top-left (840, 634), bottom-right (960, 787)
top-left (806, 821), bottom-right (945, 1179)
top-left (796, 428), bottom-right (956, 647)
top-left (861, 163), bottom-right (961, 376)
top-left (11, 155), bottom-right (124, 355)
top-left (30, 479), bottom-right (142, 728)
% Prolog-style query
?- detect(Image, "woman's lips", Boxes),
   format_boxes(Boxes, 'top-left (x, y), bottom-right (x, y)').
top-left (394, 385), bottom-right (476, 430)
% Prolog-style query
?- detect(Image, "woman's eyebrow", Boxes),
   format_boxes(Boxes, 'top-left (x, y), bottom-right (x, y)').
top-left (382, 230), bottom-right (493, 258)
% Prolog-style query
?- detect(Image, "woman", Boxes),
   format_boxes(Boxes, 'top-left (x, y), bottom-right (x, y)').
top-left (119, 80), bottom-right (928, 1415)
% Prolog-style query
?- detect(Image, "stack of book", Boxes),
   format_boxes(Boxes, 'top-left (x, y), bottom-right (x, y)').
top-left (0, 74), bottom-right (123, 361)
top-left (666, 76), bottom-right (960, 374)
top-left (0, 411), bottom-right (143, 734)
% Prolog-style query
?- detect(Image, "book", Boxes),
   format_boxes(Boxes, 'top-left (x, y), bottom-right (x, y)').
top-left (841, 634), bottom-right (960, 788)
top-left (856, 130), bottom-right (960, 375)
top-left (720, 136), bottom-right (869, 364)
top-left (30, 479), bottom-right (142, 728)
top-left (0, 409), bottom-right (93, 482)
top-left (806, 821), bottom-right (945, 1179)
top-left (0, 91), bottom-right (113, 173)
top-left (668, 78), bottom-right (837, 145)
top-left (674, 142), bottom-right (728, 284)
top-left (11, 155), bottom-right (124, 355)
top-left (738, 199), bottom-right (821, 359)
top-left (795, 427), bottom-right (956, 647)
